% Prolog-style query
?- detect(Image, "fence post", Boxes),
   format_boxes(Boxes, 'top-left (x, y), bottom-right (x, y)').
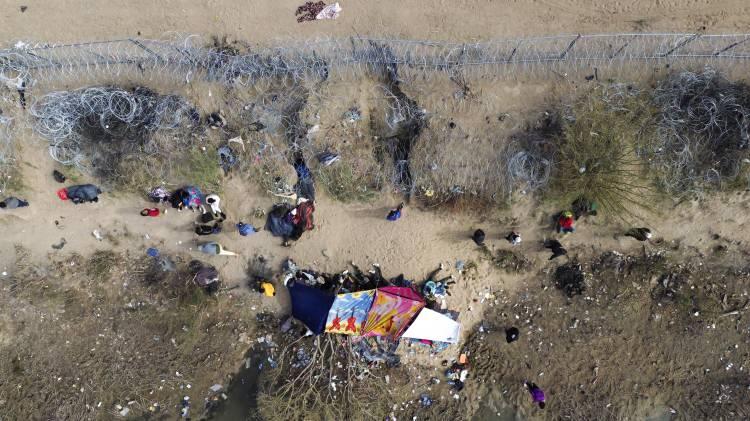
top-left (661, 34), bottom-right (699, 57)
top-left (559, 34), bottom-right (582, 59)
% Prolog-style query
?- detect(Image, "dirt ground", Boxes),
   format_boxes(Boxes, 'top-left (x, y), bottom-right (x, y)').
top-left (3, 1), bottom-right (750, 420)
top-left (1, 0), bottom-right (750, 45)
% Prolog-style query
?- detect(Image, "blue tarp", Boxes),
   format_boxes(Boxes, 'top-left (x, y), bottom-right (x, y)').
top-left (288, 282), bottom-right (335, 335)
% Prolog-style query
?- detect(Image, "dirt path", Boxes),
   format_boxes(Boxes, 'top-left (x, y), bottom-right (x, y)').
top-left (1, 0), bottom-right (749, 45)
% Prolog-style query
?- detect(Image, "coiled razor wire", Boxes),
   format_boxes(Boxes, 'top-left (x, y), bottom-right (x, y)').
top-left (652, 68), bottom-right (750, 196)
top-left (29, 87), bottom-right (198, 173)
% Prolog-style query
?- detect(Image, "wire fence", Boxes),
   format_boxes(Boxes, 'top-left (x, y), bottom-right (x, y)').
top-left (4, 34), bottom-right (750, 200)
top-left (3, 34), bottom-right (750, 87)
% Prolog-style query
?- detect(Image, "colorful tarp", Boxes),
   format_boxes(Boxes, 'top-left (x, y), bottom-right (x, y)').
top-left (288, 282), bottom-right (336, 335)
top-left (401, 308), bottom-right (461, 344)
top-left (325, 290), bottom-right (375, 335)
top-left (362, 287), bottom-right (424, 338)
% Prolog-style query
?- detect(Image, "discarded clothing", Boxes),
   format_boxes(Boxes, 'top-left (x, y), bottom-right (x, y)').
top-left (52, 170), bottom-right (66, 183)
top-left (195, 224), bottom-right (222, 235)
top-left (472, 229), bottom-right (485, 246)
top-left (317, 151), bottom-right (340, 167)
top-left (195, 266), bottom-right (219, 288)
top-left (315, 2), bottom-right (341, 19)
top-left (149, 186), bottom-right (171, 203)
top-left (386, 209), bottom-right (402, 221)
top-left (296, 1), bottom-right (326, 22)
top-left (218, 145), bottom-right (237, 173)
top-left (625, 227), bottom-right (652, 241)
top-left (294, 159), bottom-right (316, 201)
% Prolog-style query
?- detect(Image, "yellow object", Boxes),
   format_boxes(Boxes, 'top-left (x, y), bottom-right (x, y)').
top-left (260, 282), bottom-right (275, 297)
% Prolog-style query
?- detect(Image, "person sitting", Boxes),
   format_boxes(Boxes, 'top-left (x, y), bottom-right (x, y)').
top-left (506, 231), bottom-right (522, 245)
top-left (472, 229), bottom-right (486, 246)
top-left (386, 203), bottom-right (404, 221)
top-left (557, 211), bottom-right (575, 234)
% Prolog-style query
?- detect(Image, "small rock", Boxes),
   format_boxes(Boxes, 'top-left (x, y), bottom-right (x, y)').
top-left (20, 5), bottom-right (27, 13)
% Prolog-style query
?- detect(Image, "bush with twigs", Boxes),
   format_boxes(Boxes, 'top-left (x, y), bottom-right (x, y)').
top-left (546, 85), bottom-right (655, 217)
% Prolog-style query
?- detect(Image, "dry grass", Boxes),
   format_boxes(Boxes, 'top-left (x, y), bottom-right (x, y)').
top-left (0, 247), bottom-right (256, 420)
top-left (465, 251), bottom-right (750, 420)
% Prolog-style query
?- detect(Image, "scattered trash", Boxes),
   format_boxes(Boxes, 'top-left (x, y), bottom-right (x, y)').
top-left (316, 2), bottom-right (341, 19)
top-left (419, 394), bottom-right (433, 407)
top-left (344, 107), bottom-right (362, 122)
top-left (317, 151), bottom-right (340, 166)
top-left (455, 260), bottom-right (465, 271)
top-left (146, 247), bottom-right (160, 257)
top-left (198, 242), bottom-right (238, 256)
top-left (209, 384), bottom-right (223, 392)
top-left (92, 230), bottom-right (103, 241)
top-left (118, 407), bottom-right (130, 417)
top-left (20, 5), bottom-right (27, 13)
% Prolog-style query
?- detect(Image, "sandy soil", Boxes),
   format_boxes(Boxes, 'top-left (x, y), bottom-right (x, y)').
top-left (1, 0), bottom-right (749, 45)
top-left (2, 1), bottom-right (750, 419)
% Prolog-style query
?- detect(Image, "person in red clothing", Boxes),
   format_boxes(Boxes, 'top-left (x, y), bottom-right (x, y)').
top-left (141, 208), bottom-right (160, 217)
top-left (557, 211), bottom-right (575, 234)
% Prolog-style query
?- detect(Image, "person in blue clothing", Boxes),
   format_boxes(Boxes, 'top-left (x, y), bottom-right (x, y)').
top-left (386, 203), bottom-right (404, 221)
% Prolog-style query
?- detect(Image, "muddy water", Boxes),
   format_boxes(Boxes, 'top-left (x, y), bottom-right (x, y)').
top-left (208, 351), bottom-right (265, 421)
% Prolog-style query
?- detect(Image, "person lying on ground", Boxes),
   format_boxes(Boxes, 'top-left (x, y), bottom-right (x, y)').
top-left (544, 239), bottom-right (567, 260)
top-left (625, 227), bottom-right (652, 241)
top-left (65, 184), bottom-right (102, 204)
top-left (0, 196), bottom-right (29, 209)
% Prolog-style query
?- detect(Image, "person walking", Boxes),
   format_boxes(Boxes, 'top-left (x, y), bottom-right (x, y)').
top-left (525, 382), bottom-right (546, 409)
top-left (0, 196), bottom-right (29, 209)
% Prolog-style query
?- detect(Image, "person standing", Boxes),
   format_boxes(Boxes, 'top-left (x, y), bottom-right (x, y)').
top-left (0, 196), bottom-right (29, 209)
